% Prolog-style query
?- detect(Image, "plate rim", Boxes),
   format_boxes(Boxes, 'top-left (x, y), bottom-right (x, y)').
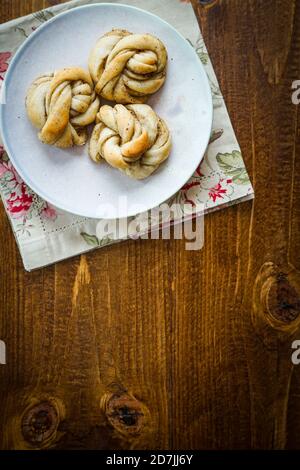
top-left (0, 2), bottom-right (213, 219)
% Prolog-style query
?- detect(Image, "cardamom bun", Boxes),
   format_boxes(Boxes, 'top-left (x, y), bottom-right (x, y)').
top-left (88, 29), bottom-right (167, 104)
top-left (26, 67), bottom-right (100, 148)
top-left (89, 103), bottom-right (171, 179)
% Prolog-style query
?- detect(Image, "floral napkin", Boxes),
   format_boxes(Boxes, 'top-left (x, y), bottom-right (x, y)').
top-left (0, 0), bottom-right (254, 271)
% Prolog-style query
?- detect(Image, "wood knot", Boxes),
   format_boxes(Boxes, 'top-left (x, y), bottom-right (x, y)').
top-left (267, 273), bottom-right (300, 323)
top-left (101, 391), bottom-right (149, 437)
top-left (253, 262), bottom-right (300, 340)
top-left (21, 399), bottom-right (64, 448)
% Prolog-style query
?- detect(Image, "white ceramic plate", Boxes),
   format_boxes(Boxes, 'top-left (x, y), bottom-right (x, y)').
top-left (0, 3), bottom-right (212, 219)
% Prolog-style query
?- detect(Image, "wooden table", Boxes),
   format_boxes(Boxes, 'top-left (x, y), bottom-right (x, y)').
top-left (0, 0), bottom-right (300, 450)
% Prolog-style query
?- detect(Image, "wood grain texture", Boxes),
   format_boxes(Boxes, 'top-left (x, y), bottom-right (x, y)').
top-left (0, 0), bottom-right (300, 450)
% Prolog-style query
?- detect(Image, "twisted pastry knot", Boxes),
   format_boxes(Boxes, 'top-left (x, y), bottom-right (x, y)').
top-left (89, 104), bottom-right (171, 179)
top-left (88, 29), bottom-right (167, 104)
top-left (26, 67), bottom-right (100, 147)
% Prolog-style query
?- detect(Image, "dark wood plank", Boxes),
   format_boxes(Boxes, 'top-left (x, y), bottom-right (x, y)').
top-left (0, 0), bottom-right (299, 450)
